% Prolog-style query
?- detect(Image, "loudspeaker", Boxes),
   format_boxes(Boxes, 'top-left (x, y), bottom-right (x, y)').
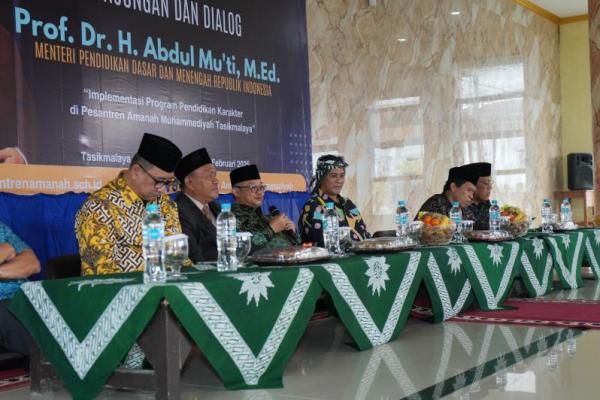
top-left (567, 153), bottom-right (593, 190)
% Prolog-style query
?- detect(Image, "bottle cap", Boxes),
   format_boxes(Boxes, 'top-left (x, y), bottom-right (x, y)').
top-left (326, 202), bottom-right (335, 210)
top-left (146, 203), bottom-right (159, 213)
top-left (491, 199), bottom-right (497, 205)
top-left (452, 201), bottom-right (459, 207)
top-left (221, 203), bottom-right (231, 212)
top-left (398, 200), bottom-right (406, 206)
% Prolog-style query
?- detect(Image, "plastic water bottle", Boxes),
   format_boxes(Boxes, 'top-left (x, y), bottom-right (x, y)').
top-left (560, 198), bottom-right (572, 225)
top-left (449, 201), bottom-right (462, 226)
top-left (396, 200), bottom-right (409, 239)
top-left (449, 201), bottom-right (463, 242)
top-left (541, 198), bottom-right (553, 233)
top-left (216, 203), bottom-right (238, 272)
top-left (142, 203), bottom-right (166, 283)
top-left (489, 200), bottom-right (500, 232)
top-left (323, 202), bottom-right (340, 255)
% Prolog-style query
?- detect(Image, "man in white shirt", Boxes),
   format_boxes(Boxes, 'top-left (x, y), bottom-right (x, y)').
top-left (175, 148), bottom-right (221, 262)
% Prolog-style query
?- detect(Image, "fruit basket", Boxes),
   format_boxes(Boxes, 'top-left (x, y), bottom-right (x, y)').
top-left (500, 205), bottom-right (530, 238)
top-left (417, 212), bottom-right (455, 246)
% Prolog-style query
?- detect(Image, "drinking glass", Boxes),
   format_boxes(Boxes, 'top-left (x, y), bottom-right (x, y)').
top-left (460, 220), bottom-right (474, 243)
top-left (164, 234), bottom-right (188, 279)
top-left (451, 220), bottom-right (465, 244)
top-left (236, 232), bottom-right (253, 266)
top-left (408, 221), bottom-right (423, 247)
top-left (549, 213), bottom-right (558, 232)
top-left (338, 227), bottom-right (352, 255)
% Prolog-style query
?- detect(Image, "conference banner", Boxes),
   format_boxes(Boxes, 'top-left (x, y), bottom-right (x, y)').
top-left (0, 0), bottom-right (311, 194)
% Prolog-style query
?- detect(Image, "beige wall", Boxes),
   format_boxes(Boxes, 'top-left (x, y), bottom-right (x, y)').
top-left (307, 0), bottom-right (561, 232)
top-left (559, 21), bottom-right (593, 222)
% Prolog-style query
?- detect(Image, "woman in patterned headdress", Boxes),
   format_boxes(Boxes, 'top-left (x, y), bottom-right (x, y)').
top-left (299, 154), bottom-right (370, 246)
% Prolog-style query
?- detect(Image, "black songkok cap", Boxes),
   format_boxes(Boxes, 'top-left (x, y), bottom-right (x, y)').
top-left (448, 165), bottom-right (478, 186)
top-left (466, 162), bottom-right (492, 178)
top-left (230, 165), bottom-right (261, 186)
top-left (175, 148), bottom-right (212, 183)
top-left (136, 133), bottom-right (182, 173)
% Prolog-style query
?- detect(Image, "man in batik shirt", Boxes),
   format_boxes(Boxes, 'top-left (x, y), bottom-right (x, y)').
top-left (417, 165), bottom-right (478, 221)
top-left (299, 154), bottom-right (370, 246)
top-left (230, 165), bottom-right (298, 252)
top-left (75, 133), bottom-right (183, 275)
top-left (0, 221), bottom-right (40, 354)
top-left (466, 162), bottom-right (493, 230)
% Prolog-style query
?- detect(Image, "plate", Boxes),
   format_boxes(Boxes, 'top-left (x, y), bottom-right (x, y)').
top-left (351, 237), bottom-right (416, 253)
top-left (466, 230), bottom-right (513, 242)
top-left (250, 246), bottom-right (331, 265)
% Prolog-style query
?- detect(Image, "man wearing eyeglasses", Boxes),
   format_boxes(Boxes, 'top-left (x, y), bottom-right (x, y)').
top-left (75, 133), bottom-right (184, 275)
top-left (466, 162), bottom-right (493, 230)
top-left (174, 148), bottom-right (221, 263)
top-left (230, 165), bottom-right (299, 252)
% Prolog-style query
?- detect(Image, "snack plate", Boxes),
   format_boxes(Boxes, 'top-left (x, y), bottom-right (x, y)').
top-left (249, 246), bottom-right (331, 265)
top-left (466, 230), bottom-right (513, 242)
top-left (351, 237), bottom-right (416, 253)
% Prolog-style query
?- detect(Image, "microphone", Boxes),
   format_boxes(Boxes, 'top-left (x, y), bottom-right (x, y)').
top-left (268, 205), bottom-right (281, 217)
top-left (269, 206), bottom-right (297, 241)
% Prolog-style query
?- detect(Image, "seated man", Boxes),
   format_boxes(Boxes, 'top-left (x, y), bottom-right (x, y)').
top-left (0, 222), bottom-right (40, 355)
top-left (299, 154), bottom-right (370, 246)
top-left (175, 148), bottom-right (221, 263)
top-left (466, 162), bottom-right (493, 230)
top-left (75, 133), bottom-right (183, 275)
top-left (417, 165), bottom-right (477, 220)
top-left (230, 165), bottom-right (299, 252)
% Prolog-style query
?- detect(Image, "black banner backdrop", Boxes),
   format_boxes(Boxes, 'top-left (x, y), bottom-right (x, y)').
top-left (0, 0), bottom-right (311, 193)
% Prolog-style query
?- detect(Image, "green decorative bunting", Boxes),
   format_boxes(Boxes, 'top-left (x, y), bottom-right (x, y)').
top-left (458, 242), bottom-right (521, 310)
top-left (311, 252), bottom-right (424, 350)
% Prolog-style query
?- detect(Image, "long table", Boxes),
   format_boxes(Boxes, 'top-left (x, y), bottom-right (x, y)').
top-left (9, 228), bottom-right (600, 399)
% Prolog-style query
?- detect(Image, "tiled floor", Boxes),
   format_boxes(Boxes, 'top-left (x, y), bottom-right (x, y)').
top-left (4, 280), bottom-right (600, 399)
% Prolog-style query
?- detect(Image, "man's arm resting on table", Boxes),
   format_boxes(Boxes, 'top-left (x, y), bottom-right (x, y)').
top-left (0, 249), bottom-right (40, 280)
top-left (0, 243), bottom-right (16, 264)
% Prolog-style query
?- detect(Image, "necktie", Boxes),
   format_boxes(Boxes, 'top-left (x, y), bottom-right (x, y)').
top-left (202, 204), bottom-right (216, 227)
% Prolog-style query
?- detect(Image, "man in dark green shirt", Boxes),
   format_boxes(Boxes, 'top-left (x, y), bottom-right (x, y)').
top-left (230, 165), bottom-right (299, 252)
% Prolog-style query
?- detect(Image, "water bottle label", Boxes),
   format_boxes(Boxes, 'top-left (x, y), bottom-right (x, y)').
top-left (490, 211), bottom-right (500, 221)
top-left (148, 227), bottom-right (161, 240)
top-left (396, 214), bottom-right (409, 225)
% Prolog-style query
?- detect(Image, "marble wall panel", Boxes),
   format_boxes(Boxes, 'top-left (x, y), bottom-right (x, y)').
top-left (308, 0), bottom-right (561, 232)
top-left (590, 0), bottom-right (600, 210)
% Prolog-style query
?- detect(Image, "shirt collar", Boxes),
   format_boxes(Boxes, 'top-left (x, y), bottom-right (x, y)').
top-left (185, 193), bottom-right (210, 212)
top-left (317, 191), bottom-right (345, 206)
top-left (114, 171), bottom-right (143, 207)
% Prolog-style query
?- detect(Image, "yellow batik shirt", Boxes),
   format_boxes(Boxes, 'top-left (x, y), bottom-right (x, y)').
top-left (75, 172), bottom-right (182, 275)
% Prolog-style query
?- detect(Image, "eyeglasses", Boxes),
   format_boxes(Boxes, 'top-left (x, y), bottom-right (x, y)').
top-left (137, 163), bottom-right (178, 190)
top-left (235, 184), bottom-right (267, 193)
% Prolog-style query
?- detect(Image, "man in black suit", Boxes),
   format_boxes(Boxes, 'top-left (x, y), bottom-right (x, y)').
top-left (175, 148), bottom-right (221, 262)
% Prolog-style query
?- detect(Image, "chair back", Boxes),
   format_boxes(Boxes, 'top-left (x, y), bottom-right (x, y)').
top-left (45, 254), bottom-right (81, 280)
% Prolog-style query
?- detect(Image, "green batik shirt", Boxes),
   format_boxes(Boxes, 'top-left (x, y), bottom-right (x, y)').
top-left (231, 203), bottom-right (299, 253)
